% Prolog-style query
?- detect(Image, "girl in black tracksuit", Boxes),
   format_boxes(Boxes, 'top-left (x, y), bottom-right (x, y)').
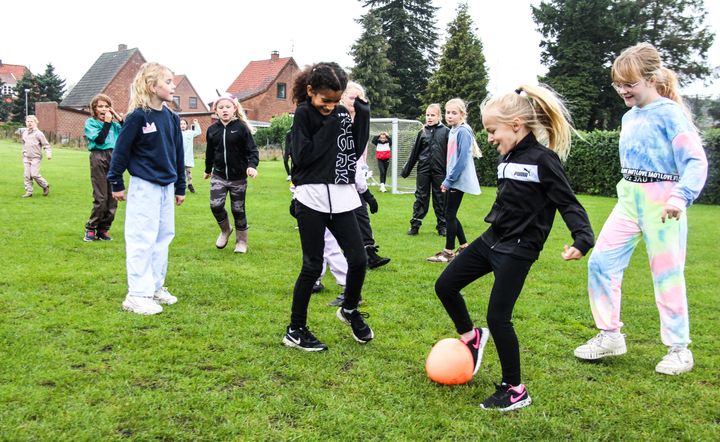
top-left (434, 84), bottom-right (595, 411)
top-left (204, 95), bottom-right (259, 253)
top-left (282, 62), bottom-right (374, 352)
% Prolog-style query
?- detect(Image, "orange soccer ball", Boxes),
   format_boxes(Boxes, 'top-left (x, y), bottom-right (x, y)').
top-left (425, 338), bottom-right (474, 385)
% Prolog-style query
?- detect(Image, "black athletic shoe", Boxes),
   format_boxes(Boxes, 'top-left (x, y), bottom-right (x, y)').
top-left (407, 226), bottom-right (419, 235)
top-left (366, 245), bottom-right (390, 269)
top-left (460, 327), bottom-right (489, 375)
top-left (282, 326), bottom-right (328, 352)
top-left (188, 184), bottom-right (196, 193)
top-left (336, 308), bottom-right (374, 343)
top-left (327, 293), bottom-right (363, 307)
top-left (312, 281), bottom-right (325, 293)
top-left (437, 227), bottom-right (447, 236)
top-left (480, 383), bottom-right (532, 411)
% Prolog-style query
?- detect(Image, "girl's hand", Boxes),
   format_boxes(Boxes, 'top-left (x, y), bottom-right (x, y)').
top-left (440, 184), bottom-right (448, 193)
top-left (661, 203), bottom-right (682, 223)
top-left (110, 108), bottom-right (123, 122)
top-left (192, 118), bottom-right (199, 124)
top-left (203, 172), bottom-right (211, 179)
top-left (176, 195), bottom-right (185, 206)
top-left (247, 167), bottom-right (258, 178)
top-left (561, 245), bottom-right (583, 261)
top-left (112, 190), bottom-right (126, 201)
top-left (103, 111), bottom-right (113, 123)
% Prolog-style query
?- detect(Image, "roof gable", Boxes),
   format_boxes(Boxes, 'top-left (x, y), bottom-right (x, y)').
top-left (0, 64), bottom-right (30, 83)
top-left (227, 56), bottom-right (297, 101)
top-left (61, 48), bottom-right (144, 107)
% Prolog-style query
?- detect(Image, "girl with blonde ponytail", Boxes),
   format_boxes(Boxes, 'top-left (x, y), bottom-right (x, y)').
top-left (575, 43), bottom-right (708, 376)
top-left (433, 84), bottom-right (595, 411)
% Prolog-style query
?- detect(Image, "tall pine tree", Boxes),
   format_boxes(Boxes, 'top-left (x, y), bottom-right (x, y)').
top-left (423, 2), bottom-right (488, 130)
top-left (350, 11), bottom-right (401, 117)
top-left (37, 63), bottom-right (66, 103)
top-left (362, 0), bottom-right (438, 118)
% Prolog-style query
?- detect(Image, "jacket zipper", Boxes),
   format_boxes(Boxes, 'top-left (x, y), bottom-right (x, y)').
top-left (222, 126), bottom-right (229, 178)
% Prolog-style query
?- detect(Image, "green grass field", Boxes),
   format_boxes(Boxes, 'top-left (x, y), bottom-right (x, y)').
top-left (1, 139), bottom-right (718, 441)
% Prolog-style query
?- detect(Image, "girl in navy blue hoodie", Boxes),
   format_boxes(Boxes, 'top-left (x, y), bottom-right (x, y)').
top-left (283, 62), bottom-right (374, 352)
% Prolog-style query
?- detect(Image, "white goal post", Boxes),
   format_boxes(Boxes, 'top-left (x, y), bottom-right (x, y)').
top-left (367, 118), bottom-right (425, 194)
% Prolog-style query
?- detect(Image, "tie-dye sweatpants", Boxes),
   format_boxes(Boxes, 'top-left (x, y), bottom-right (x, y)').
top-left (587, 179), bottom-right (689, 346)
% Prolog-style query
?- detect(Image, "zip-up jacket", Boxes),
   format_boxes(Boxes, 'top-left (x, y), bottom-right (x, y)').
top-left (205, 119), bottom-right (259, 180)
top-left (480, 132), bottom-right (594, 260)
top-left (402, 123), bottom-right (449, 177)
top-left (290, 97), bottom-right (370, 185)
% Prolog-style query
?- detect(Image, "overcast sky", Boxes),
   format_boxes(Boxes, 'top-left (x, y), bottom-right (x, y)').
top-left (3, 0), bottom-right (719, 104)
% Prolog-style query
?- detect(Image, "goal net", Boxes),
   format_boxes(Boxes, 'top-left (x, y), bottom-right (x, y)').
top-left (366, 118), bottom-right (425, 194)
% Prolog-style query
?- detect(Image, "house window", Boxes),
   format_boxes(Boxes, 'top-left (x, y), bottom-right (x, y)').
top-left (189, 97), bottom-right (198, 109)
top-left (172, 96), bottom-right (181, 108)
top-left (277, 83), bottom-right (286, 99)
top-left (1, 84), bottom-right (12, 95)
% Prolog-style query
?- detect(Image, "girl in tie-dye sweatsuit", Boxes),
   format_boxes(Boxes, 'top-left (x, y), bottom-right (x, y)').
top-left (575, 43), bottom-right (708, 375)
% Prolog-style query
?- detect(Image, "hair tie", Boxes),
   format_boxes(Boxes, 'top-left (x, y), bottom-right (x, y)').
top-left (515, 88), bottom-right (523, 95)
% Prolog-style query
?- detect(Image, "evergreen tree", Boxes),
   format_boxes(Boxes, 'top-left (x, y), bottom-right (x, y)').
top-left (0, 78), bottom-right (10, 122)
top-left (362, 0), bottom-right (438, 118)
top-left (349, 11), bottom-right (400, 117)
top-left (423, 2), bottom-right (488, 130)
top-left (37, 63), bottom-right (66, 103)
top-left (10, 73), bottom-right (40, 123)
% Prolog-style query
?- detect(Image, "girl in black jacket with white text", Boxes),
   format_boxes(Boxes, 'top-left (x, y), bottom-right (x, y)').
top-left (283, 62), bottom-right (374, 352)
top-left (434, 84), bottom-right (594, 411)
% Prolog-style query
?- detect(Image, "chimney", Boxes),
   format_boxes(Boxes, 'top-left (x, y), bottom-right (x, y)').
top-left (118, 44), bottom-right (127, 51)
top-left (270, 51), bottom-right (279, 61)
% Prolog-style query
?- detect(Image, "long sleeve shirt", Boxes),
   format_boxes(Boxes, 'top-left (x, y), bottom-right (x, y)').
top-left (22, 128), bottom-right (51, 159)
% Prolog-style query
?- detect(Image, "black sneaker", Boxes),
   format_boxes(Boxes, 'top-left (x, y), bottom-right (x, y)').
top-left (188, 184), bottom-right (196, 193)
top-left (282, 326), bottom-right (328, 352)
top-left (336, 308), bottom-right (374, 343)
top-left (407, 226), bottom-right (419, 235)
top-left (97, 229), bottom-right (113, 241)
top-left (480, 383), bottom-right (532, 411)
top-left (84, 229), bottom-right (97, 242)
top-left (460, 327), bottom-right (489, 375)
top-left (328, 293), bottom-right (363, 307)
top-left (366, 245), bottom-right (390, 269)
top-left (312, 281), bottom-right (325, 293)
top-left (437, 227), bottom-right (446, 236)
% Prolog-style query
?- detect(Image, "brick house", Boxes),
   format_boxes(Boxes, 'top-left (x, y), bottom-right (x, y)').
top-left (225, 51), bottom-right (299, 124)
top-left (0, 60), bottom-right (31, 107)
top-left (35, 45), bottom-right (213, 143)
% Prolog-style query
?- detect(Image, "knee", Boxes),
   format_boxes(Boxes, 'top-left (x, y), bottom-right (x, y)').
top-left (347, 249), bottom-right (367, 270)
top-left (434, 275), bottom-right (452, 300)
top-left (486, 312), bottom-right (510, 332)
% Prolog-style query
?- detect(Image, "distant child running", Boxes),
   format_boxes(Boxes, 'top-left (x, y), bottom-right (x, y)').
top-left (427, 98), bottom-right (481, 263)
top-left (434, 85), bottom-right (594, 411)
top-left (204, 94), bottom-right (259, 254)
top-left (574, 43), bottom-right (708, 375)
top-left (108, 62), bottom-right (186, 315)
top-left (21, 115), bottom-right (52, 198)
top-left (284, 62), bottom-right (374, 351)
top-left (83, 94), bottom-right (123, 241)
top-left (181, 118), bottom-right (202, 193)
top-left (372, 131), bottom-right (391, 192)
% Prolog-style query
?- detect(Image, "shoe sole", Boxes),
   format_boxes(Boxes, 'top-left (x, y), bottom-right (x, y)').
top-left (122, 301), bottom-right (162, 315)
top-left (368, 258), bottom-right (390, 269)
top-left (481, 396), bottom-right (532, 412)
top-left (574, 344), bottom-right (627, 360)
top-left (336, 308), bottom-right (374, 343)
top-left (153, 297), bottom-right (177, 305)
top-left (282, 336), bottom-right (328, 352)
top-left (655, 363), bottom-right (694, 375)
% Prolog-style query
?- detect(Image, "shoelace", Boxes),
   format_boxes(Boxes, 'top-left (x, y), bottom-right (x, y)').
top-left (348, 310), bottom-right (370, 327)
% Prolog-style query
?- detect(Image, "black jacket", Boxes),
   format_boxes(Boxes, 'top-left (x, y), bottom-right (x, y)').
top-left (402, 123), bottom-right (449, 177)
top-left (480, 132), bottom-right (594, 260)
top-left (290, 97), bottom-right (370, 185)
top-left (205, 119), bottom-right (259, 180)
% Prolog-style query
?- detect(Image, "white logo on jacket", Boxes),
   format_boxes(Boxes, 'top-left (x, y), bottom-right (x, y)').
top-left (498, 163), bottom-right (539, 183)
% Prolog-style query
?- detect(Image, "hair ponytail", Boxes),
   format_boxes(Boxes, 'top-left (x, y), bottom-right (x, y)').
top-left (292, 62), bottom-right (348, 104)
top-left (234, 104), bottom-right (256, 134)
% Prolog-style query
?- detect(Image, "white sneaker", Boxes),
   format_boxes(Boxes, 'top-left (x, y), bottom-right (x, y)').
top-left (574, 331), bottom-right (627, 360)
top-left (153, 287), bottom-right (178, 305)
top-left (122, 295), bottom-right (163, 315)
top-left (380, 183), bottom-right (386, 193)
top-left (655, 346), bottom-right (694, 375)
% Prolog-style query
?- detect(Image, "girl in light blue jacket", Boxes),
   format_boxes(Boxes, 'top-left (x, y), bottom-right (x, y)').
top-left (428, 98), bottom-right (481, 262)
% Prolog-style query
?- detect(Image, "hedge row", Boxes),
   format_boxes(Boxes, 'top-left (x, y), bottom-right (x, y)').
top-left (475, 128), bottom-right (720, 205)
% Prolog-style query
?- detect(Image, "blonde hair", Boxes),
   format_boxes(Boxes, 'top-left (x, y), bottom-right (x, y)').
top-left (426, 103), bottom-right (442, 117)
top-left (344, 81), bottom-right (366, 101)
top-left (446, 98), bottom-right (482, 159)
top-left (90, 93), bottom-right (113, 119)
top-left (480, 85), bottom-right (574, 161)
top-left (127, 62), bottom-right (172, 113)
top-left (612, 42), bottom-right (691, 118)
top-left (25, 115), bottom-right (39, 124)
top-left (213, 96), bottom-right (256, 135)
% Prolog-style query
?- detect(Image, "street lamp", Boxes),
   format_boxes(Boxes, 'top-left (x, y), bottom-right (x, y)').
top-left (24, 88), bottom-right (30, 118)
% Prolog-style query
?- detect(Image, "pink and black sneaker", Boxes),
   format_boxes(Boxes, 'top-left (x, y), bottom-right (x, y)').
top-left (480, 383), bottom-right (532, 411)
top-left (461, 327), bottom-right (489, 375)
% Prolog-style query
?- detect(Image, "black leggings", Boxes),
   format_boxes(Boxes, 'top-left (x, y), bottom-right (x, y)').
top-left (435, 237), bottom-right (534, 386)
top-left (291, 202), bottom-right (367, 327)
top-left (377, 159), bottom-right (389, 184)
top-left (444, 189), bottom-right (467, 250)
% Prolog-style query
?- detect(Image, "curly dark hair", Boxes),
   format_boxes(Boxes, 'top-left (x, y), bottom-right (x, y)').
top-left (292, 62), bottom-right (348, 104)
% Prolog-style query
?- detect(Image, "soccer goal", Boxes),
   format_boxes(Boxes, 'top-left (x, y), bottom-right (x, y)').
top-left (367, 118), bottom-right (425, 194)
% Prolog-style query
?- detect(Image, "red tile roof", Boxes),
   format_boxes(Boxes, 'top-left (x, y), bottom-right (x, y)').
top-left (0, 63), bottom-right (30, 83)
top-left (226, 56), bottom-right (297, 101)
